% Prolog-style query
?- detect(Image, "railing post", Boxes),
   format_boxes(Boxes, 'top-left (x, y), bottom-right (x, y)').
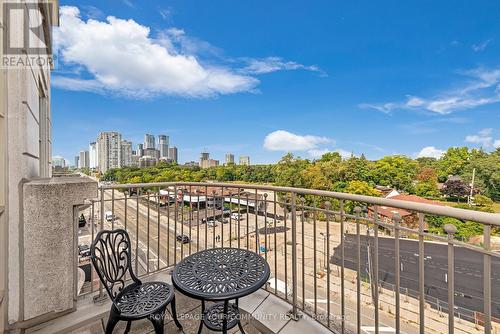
top-left (354, 206), bottom-right (362, 334)
top-left (288, 192), bottom-right (301, 320)
top-left (444, 223), bottom-right (457, 334)
top-left (392, 212), bottom-right (401, 334)
top-left (339, 200), bottom-right (346, 334)
top-left (325, 201), bottom-right (332, 328)
top-left (94, 187), bottom-right (106, 303)
top-left (418, 212), bottom-right (425, 334)
top-left (483, 225), bottom-right (492, 334)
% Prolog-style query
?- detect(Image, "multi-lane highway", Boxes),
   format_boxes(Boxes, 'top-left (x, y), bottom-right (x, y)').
top-left (332, 235), bottom-right (500, 318)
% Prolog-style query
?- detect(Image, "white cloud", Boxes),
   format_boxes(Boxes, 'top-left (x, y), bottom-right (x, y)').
top-left (465, 128), bottom-right (498, 148)
top-left (53, 7), bottom-right (322, 99)
top-left (472, 39), bottom-right (492, 52)
top-left (54, 6), bottom-right (258, 98)
top-left (360, 67), bottom-right (500, 115)
top-left (158, 8), bottom-right (172, 21)
top-left (263, 130), bottom-right (333, 151)
top-left (242, 57), bottom-right (324, 75)
top-left (122, 0), bottom-right (134, 8)
top-left (416, 146), bottom-right (445, 159)
top-left (358, 102), bottom-right (397, 114)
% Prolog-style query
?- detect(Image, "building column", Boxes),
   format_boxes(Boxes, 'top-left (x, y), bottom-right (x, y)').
top-left (13, 177), bottom-right (97, 329)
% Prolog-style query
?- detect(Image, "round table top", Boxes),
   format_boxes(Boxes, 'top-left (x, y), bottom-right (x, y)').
top-left (172, 248), bottom-right (270, 301)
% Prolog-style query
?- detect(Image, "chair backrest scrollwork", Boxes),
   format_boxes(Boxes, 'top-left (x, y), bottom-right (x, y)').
top-left (90, 229), bottom-right (141, 300)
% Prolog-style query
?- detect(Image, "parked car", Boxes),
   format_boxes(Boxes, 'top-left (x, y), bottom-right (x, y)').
top-left (231, 213), bottom-right (242, 220)
top-left (176, 235), bottom-right (190, 244)
top-left (78, 214), bottom-right (86, 228)
top-left (207, 220), bottom-right (218, 227)
top-left (78, 244), bottom-right (91, 257)
top-left (105, 211), bottom-right (115, 222)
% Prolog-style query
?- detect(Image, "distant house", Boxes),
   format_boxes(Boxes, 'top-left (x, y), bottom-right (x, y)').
top-left (370, 194), bottom-right (444, 232)
top-left (375, 185), bottom-right (401, 198)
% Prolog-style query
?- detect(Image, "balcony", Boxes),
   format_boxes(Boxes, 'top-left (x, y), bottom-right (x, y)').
top-left (25, 181), bottom-right (499, 334)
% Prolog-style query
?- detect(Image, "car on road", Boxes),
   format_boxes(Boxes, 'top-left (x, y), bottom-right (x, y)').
top-left (231, 213), bottom-right (242, 220)
top-left (207, 220), bottom-right (218, 227)
top-left (176, 235), bottom-right (190, 244)
top-left (105, 211), bottom-right (115, 222)
top-left (78, 244), bottom-right (91, 257)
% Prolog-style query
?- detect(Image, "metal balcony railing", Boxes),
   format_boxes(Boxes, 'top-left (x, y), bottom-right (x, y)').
top-left (76, 182), bottom-right (500, 334)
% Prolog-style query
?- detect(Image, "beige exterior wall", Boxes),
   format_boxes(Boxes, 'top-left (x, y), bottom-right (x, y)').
top-left (1, 3), bottom-right (7, 332)
top-left (0, 0), bottom-right (59, 330)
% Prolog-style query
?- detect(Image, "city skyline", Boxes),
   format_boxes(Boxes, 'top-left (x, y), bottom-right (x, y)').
top-left (62, 131), bottom-right (255, 167)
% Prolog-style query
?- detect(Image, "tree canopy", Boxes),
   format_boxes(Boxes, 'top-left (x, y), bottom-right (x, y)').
top-left (103, 147), bottom-right (500, 202)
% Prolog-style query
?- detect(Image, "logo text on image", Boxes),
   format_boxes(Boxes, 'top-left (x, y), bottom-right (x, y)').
top-left (2, 2), bottom-right (55, 69)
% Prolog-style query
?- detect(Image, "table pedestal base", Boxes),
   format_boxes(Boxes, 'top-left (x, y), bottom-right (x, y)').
top-left (198, 301), bottom-right (246, 334)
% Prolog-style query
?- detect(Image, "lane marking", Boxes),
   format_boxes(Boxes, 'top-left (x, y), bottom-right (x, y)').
top-left (361, 326), bottom-right (396, 333)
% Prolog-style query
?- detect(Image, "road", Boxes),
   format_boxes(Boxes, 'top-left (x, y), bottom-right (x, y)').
top-left (332, 234), bottom-right (500, 318)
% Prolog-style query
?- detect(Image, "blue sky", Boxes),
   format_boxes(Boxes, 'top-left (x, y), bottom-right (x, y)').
top-left (52, 0), bottom-right (500, 164)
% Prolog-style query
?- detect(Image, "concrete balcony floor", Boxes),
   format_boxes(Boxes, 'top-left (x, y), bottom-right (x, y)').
top-left (29, 270), bottom-right (333, 334)
top-left (70, 290), bottom-right (262, 334)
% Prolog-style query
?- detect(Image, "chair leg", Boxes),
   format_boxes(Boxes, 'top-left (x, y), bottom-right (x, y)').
top-left (124, 321), bottom-right (132, 334)
top-left (170, 296), bottom-right (183, 330)
top-left (150, 311), bottom-right (165, 334)
top-left (105, 310), bottom-right (119, 334)
top-left (237, 321), bottom-right (246, 334)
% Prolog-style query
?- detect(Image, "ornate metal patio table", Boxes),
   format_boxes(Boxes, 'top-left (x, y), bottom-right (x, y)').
top-left (172, 248), bottom-right (270, 334)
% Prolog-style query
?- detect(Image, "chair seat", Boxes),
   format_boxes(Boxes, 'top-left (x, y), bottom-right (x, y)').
top-left (116, 281), bottom-right (174, 318)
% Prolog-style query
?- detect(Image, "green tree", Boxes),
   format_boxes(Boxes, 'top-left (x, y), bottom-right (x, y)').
top-left (344, 180), bottom-right (382, 213)
top-left (369, 155), bottom-right (418, 192)
top-left (318, 152), bottom-right (342, 163)
top-left (474, 194), bottom-right (494, 208)
top-left (415, 167), bottom-right (440, 197)
top-left (463, 148), bottom-right (500, 201)
top-left (342, 155), bottom-right (372, 182)
top-left (273, 154), bottom-right (310, 188)
top-left (437, 147), bottom-right (471, 182)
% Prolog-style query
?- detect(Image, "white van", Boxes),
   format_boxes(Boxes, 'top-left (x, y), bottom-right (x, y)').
top-left (105, 211), bottom-right (115, 222)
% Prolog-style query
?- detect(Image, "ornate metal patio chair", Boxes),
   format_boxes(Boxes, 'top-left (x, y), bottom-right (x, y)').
top-left (91, 229), bottom-right (182, 334)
